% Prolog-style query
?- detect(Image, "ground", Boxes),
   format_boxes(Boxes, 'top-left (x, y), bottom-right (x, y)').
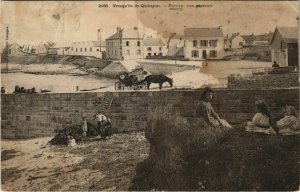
top-left (1, 132), bottom-right (149, 191)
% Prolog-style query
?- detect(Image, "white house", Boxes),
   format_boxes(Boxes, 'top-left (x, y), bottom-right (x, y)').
top-left (143, 37), bottom-right (168, 58)
top-left (230, 33), bottom-right (244, 49)
top-left (68, 41), bottom-right (106, 58)
top-left (184, 27), bottom-right (224, 60)
top-left (106, 27), bottom-right (143, 60)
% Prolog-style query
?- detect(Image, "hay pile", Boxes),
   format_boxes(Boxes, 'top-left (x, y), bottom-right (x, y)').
top-left (49, 123), bottom-right (99, 146)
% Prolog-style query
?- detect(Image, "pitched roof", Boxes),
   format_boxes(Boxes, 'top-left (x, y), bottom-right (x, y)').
top-left (277, 27), bottom-right (298, 43)
top-left (106, 28), bottom-right (143, 40)
top-left (143, 38), bottom-right (166, 46)
top-left (92, 41), bottom-right (106, 47)
top-left (184, 28), bottom-right (223, 37)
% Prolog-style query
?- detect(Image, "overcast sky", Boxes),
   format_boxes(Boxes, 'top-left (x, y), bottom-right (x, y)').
top-left (0, 1), bottom-right (299, 47)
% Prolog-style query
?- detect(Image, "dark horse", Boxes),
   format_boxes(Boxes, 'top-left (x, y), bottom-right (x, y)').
top-left (138, 74), bottom-right (173, 90)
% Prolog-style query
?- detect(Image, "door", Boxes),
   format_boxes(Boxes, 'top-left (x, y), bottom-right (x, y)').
top-left (202, 50), bottom-right (207, 59)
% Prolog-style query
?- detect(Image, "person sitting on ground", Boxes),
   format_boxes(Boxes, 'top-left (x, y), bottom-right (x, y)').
top-left (272, 61), bottom-right (279, 68)
top-left (14, 85), bottom-right (20, 93)
top-left (245, 100), bottom-right (276, 134)
top-left (195, 87), bottom-right (232, 128)
top-left (81, 116), bottom-right (88, 142)
top-left (275, 105), bottom-right (300, 135)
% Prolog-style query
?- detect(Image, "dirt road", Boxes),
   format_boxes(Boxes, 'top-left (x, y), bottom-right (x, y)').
top-left (1, 132), bottom-right (149, 191)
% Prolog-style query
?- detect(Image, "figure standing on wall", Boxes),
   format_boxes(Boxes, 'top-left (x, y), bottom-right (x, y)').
top-left (195, 87), bottom-right (232, 128)
top-left (272, 61), bottom-right (279, 68)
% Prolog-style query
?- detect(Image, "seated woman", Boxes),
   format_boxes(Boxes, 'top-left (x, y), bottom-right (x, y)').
top-left (195, 87), bottom-right (232, 128)
top-left (246, 100), bottom-right (276, 134)
top-left (276, 106), bottom-right (300, 135)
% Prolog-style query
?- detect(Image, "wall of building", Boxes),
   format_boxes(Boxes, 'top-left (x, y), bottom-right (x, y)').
top-left (2, 88), bottom-right (298, 139)
top-left (228, 72), bottom-right (299, 89)
top-left (231, 36), bottom-right (244, 49)
top-left (184, 37), bottom-right (224, 60)
top-left (143, 46), bottom-right (168, 58)
top-left (106, 39), bottom-right (121, 60)
top-left (121, 39), bottom-right (143, 60)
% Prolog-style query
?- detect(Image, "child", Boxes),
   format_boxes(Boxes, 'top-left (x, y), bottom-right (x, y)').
top-left (276, 106), bottom-right (300, 135)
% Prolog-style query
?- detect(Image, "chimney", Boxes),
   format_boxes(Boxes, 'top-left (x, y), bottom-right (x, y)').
top-left (117, 27), bottom-right (121, 33)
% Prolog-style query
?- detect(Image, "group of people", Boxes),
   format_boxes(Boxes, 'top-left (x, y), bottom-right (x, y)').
top-left (80, 112), bottom-right (112, 142)
top-left (14, 85), bottom-right (37, 94)
top-left (195, 87), bottom-right (299, 135)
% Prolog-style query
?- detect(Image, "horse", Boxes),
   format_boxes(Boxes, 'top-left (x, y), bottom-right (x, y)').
top-left (138, 74), bottom-right (173, 90)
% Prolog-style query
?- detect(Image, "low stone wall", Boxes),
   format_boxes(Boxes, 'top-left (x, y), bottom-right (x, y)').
top-left (138, 61), bottom-right (196, 75)
top-left (1, 88), bottom-right (299, 139)
top-left (228, 72), bottom-right (299, 89)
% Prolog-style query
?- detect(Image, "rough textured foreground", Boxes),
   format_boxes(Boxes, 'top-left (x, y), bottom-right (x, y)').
top-left (1, 132), bottom-right (149, 191)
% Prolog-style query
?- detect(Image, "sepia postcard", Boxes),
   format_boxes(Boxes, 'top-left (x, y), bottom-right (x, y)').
top-left (1, 0), bottom-right (299, 191)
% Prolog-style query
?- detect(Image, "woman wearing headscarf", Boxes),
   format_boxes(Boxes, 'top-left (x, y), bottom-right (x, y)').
top-left (276, 106), bottom-right (300, 135)
top-left (195, 87), bottom-right (232, 128)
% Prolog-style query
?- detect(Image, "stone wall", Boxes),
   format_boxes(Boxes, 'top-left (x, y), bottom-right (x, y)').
top-left (1, 88), bottom-right (299, 139)
top-left (137, 61), bottom-right (196, 75)
top-left (228, 72), bottom-right (299, 89)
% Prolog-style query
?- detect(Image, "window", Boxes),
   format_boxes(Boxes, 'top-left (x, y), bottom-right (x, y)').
top-left (90, 47), bottom-right (92, 52)
top-left (148, 53), bottom-right (151, 56)
top-left (191, 50), bottom-right (199, 57)
top-left (209, 50), bottom-right (217, 57)
top-left (97, 49), bottom-right (99, 51)
top-left (126, 41), bottom-right (130, 46)
top-left (209, 40), bottom-right (217, 47)
top-left (154, 53), bottom-right (157, 56)
top-left (85, 48), bottom-right (87, 52)
top-left (200, 40), bottom-right (208, 47)
top-left (76, 48), bottom-right (78, 52)
top-left (80, 48), bottom-right (82, 52)
top-left (137, 50), bottom-right (141, 55)
top-left (159, 47), bottom-right (162, 51)
top-left (159, 53), bottom-right (162, 56)
top-left (147, 47), bottom-right (152, 51)
top-left (71, 47), bottom-right (73, 51)
top-left (126, 50), bottom-right (130, 55)
top-left (8, 49), bottom-right (11, 54)
top-left (193, 40), bottom-right (197, 47)
top-left (137, 41), bottom-right (141, 46)
top-left (115, 50), bottom-right (117, 56)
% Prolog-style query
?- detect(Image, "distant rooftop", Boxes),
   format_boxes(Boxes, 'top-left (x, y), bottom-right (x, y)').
top-left (184, 28), bottom-right (223, 38)
top-left (106, 28), bottom-right (143, 40)
top-left (277, 27), bottom-right (298, 43)
top-left (143, 38), bottom-right (166, 46)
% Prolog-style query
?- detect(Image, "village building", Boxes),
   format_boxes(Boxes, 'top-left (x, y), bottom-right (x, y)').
top-left (241, 32), bottom-right (273, 47)
top-left (143, 37), bottom-right (168, 58)
top-left (106, 27), bottom-right (143, 60)
top-left (166, 34), bottom-right (185, 57)
top-left (184, 27), bottom-right (224, 60)
top-left (270, 26), bottom-right (298, 67)
top-left (67, 41), bottom-right (106, 58)
top-left (224, 33), bottom-right (244, 49)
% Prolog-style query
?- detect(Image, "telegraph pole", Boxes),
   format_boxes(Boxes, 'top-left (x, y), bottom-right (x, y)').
top-left (6, 26), bottom-right (9, 73)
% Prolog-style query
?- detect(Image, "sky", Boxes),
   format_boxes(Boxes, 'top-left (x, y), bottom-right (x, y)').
top-left (0, 1), bottom-right (299, 48)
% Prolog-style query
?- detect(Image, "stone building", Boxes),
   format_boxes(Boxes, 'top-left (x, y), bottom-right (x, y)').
top-left (106, 27), bottom-right (143, 60)
top-left (143, 37), bottom-right (168, 58)
top-left (184, 27), bottom-right (224, 60)
top-left (67, 41), bottom-right (106, 58)
top-left (270, 27), bottom-right (298, 67)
